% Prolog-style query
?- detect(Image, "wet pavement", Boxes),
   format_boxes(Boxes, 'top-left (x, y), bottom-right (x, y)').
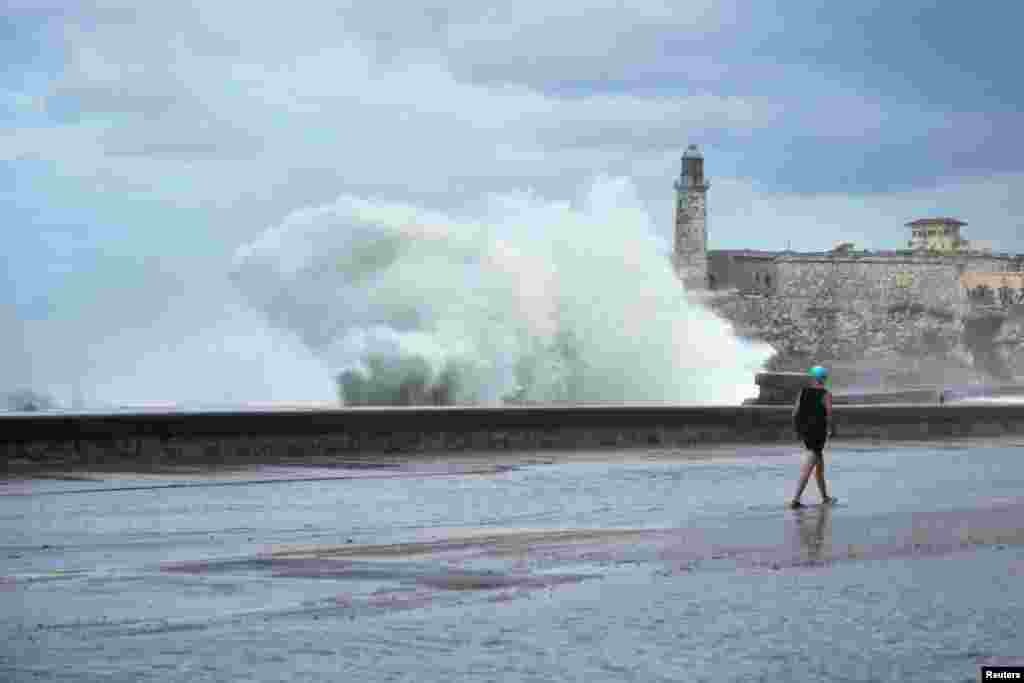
top-left (2, 443), bottom-right (1023, 681)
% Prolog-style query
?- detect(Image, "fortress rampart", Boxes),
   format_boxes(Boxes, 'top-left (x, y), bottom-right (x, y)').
top-left (676, 146), bottom-right (1024, 381)
top-left (706, 253), bottom-right (1021, 367)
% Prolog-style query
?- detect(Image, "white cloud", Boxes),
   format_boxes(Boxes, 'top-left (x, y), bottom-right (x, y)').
top-left (6, 0), bottom-right (1024, 408)
top-left (13, 1), bottom-right (766, 217)
top-left (11, 0), bottom-right (948, 242)
top-left (707, 172), bottom-right (1024, 252)
top-left (1, 89), bottom-right (46, 115)
top-left (11, 0), bottom-right (1024, 254)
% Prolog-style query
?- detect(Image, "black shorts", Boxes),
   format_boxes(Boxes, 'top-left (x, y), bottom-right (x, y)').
top-left (803, 432), bottom-right (827, 453)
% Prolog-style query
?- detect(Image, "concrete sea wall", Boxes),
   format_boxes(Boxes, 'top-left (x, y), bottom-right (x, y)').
top-left (742, 372), bottom-right (950, 406)
top-left (4, 404), bottom-right (1024, 471)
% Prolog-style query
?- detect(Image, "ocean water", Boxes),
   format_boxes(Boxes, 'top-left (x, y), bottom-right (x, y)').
top-left (229, 179), bottom-right (773, 407)
top-left (2, 443), bottom-right (1022, 682)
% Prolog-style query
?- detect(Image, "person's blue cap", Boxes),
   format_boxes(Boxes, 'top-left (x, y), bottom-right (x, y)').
top-left (809, 365), bottom-right (829, 381)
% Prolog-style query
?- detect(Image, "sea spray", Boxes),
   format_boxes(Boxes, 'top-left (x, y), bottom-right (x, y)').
top-left (3, 282), bottom-right (340, 411)
top-left (231, 177), bottom-right (774, 405)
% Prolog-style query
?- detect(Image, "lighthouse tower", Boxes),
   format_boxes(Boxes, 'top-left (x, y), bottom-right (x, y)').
top-left (673, 144), bottom-right (710, 290)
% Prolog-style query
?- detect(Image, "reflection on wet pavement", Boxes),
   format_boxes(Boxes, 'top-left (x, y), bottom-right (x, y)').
top-left (792, 505), bottom-right (831, 563)
top-left (2, 444), bottom-right (1024, 681)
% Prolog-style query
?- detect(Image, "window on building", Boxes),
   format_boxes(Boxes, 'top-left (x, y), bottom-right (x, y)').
top-left (765, 275), bottom-right (773, 288)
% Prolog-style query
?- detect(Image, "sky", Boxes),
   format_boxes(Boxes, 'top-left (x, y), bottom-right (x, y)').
top-left (3, 1), bottom-right (1024, 405)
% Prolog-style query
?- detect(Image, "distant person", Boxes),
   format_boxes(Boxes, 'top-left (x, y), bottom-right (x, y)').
top-left (790, 365), bottom-right (837, 509)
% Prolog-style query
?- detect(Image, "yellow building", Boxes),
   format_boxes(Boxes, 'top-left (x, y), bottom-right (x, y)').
top-left (906, 217), bottom-right (969, 253)
top-left (959, 272), bottom-right (1024, 290)
top-left (960, 272), bottom-right (1024, 306)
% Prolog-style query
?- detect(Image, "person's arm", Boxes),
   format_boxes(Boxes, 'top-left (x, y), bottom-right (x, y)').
top-left (825, 391), bottom-right (834, 437)
top-left (791, 389), bottom-right (804, 435)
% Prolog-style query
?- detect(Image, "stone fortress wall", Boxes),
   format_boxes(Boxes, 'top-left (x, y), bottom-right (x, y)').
top-left (677, 146), bottom-right (1024, 384)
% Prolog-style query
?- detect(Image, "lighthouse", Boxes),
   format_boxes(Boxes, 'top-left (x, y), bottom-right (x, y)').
top-left (673, 144), bottom-right (710, 290)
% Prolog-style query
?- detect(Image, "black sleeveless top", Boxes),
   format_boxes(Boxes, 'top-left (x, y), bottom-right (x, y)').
top-left (796, 386), bottom-right (829, 433)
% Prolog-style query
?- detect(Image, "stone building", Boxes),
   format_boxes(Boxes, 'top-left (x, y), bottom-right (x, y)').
top-left (673, 145), bottom-right (1024, 382)
top-left (672, 144), bottom-right (709, 291)
top-left (907, 217), bottom-right (969, 252)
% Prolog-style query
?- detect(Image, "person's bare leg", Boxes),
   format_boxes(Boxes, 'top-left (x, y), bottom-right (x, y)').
top-left (813, 451), bottom-right (830, 501)
top-left (792, 452), bottom-right (818, 505)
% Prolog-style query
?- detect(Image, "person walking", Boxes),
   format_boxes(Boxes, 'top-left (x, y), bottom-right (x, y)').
top-left (790, 365), bottom-right (837, 509)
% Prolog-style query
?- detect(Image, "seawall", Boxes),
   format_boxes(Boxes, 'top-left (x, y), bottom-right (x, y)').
top-left (4, 404), bottom-right (1024, 472)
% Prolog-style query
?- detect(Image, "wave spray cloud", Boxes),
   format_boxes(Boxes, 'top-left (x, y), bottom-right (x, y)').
top-left (231, 178), bottom-right (773, 406)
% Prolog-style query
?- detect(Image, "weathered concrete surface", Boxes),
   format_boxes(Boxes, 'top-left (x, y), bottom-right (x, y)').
top-left (3, 443), bottom-right (1023, 681)
top-left (5, 403), bottom-right (1024, 472)
top-left (831, 388), bottom-right (944, 405)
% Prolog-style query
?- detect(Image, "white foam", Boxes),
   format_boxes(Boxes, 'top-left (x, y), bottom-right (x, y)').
top-left (230, 178), bottom-right (774, 405)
